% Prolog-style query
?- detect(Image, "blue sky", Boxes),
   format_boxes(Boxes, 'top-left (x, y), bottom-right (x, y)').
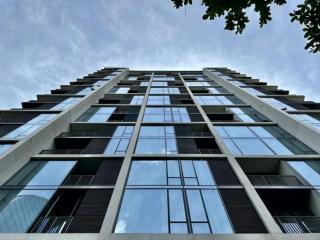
top-left (0, 0), bottom-right (319, 108)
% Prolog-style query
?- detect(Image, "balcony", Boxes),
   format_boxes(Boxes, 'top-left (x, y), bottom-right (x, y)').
top-left (30, 216), bottom-right (73, 233)
top-left (63, 175), bottom-right (95, 186)
top-left (248, 175), bottom-right (303, 186)
top-left (28, 189), bottom-right (113, 233)
top-left (274, 216), bottom-right (320, 233)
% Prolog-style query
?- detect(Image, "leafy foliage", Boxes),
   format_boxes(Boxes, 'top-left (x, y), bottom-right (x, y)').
top-left (171, 0), bottom-right (320, 53)
top-left (290, 0), bottom-right (320, 53)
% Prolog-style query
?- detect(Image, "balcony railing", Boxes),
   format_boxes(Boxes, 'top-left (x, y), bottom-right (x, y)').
top-left (63, 175), bottom-right (95, 186)
top-left (274, 216), bottom-right (320, 233)
top-left (248, 175), bottom-right (303, 186)
top-left (30, 216), bottom-right (73, 233)
top-left (41, 149), bottom-right (83, 154)
top-left (199, 149), bottom-right (219, 154)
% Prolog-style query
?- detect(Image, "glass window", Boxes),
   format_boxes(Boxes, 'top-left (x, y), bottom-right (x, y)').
top-left (194, 161), bottom-right (215, 185)
top-left (223, 126), bottom-right (256, 138)
top-left (169, 190), bottom-right (186, 221)
top-left (104, 138), bottom-right (130, 155)
top-left (288, 161), bottom-right (320, 187)
top-left (181, 161), bottom-right (196, 177)
top-left (151, 82), bottom-right (167, 86)
top-left (186, 82), bottom-right (210, 87)
top-left (140, 82), bottom-right (149, 86)
top-left (196, 96), bottom-right (220, 105)
top-left (51, 97), bottom-right (80, 110)
top-left (0, 144), bottom-right (12, 155)
top-left (114, 87), bottom-right (130, 94)
top-left (147, 96), bottom-right (170, 105)
top-left (76, 86), bottom-right (98, 95)
top-left (128, 76), bottom-right (137, 81)
top-left (117, 160), bottom-right (233, 234)
top-left (291, 114), bottom-right (320, 130)
top-left (93, 80), bottom-right (107, 86)
top-left (195, 96), bottom-right (236, 105)
top-left (4, 114), bottom-right (57, 139)
top-left (0, 160), bottom-right (75, 233)
top-left (230, 107), bottom-right (268, 122)
top-left (0, 189), bottom-right (55, 232)
top-left (139, 126), bottom-right (167, 137)
top-left (202, 190), bottom-right (233, 233)
top-left (127, 161), bottom-right (167, 185)
top-left (150, 88), bottom-right (180, 94)
top-left (216, 74), bottom-right (233, 80)
top-left (192, 223), bottom-right (211, 234)
top-left (115, 189), bottom-right (168, 233)
top-left (135, 138), bottom-right (176, 154)
top-left (128, 160), bottom-right (216, 186)
top-left (5, 161), bottom-right (76, 186)
top-left (143, 107), bottom-right (191, 123)
top-left (130, 96), bottom-right (144, 105)
top-left (262, 98), bottom-right (296, 111)
top-left (242, 87), bottom-right (264, 96)
top-left (77, 107), bottom-right (116, 122)
top-left (262, 138), bottom-right (293, 155)
top-left (223, 139), bottom-right (242, 155)
top-left (170, 223), bottom-right (188, 233)
top-left (233, 138), bottom-right (274, 155)
top-left (186, 190), bottom-right (207, 222)
top-left (153, 76), bottom-right (175, 81)
top-left (207, 87), bottom-right (228, 94)
top-left (104, 126), bottom-right (133, 155)
top-left (230, 80), bottom-right (246, 86)
top-left (250, 126), bottom-right (273, 138)
top-left (215, 126), bottom-right (312, 155)
top-left (167, 160), bottom-right (180, 177)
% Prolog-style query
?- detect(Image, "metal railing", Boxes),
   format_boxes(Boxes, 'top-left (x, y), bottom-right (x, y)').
top-left (192, 132), bottom-right (212, 137)
top-left (63, 175), bottom-right (95, 186)
top-left (274, 216), bottom-right (320, 233)
top-left (199, 149), bottom-right (218, 154)
top-left (40, 149), bottom-right (83, 154)
top-left (30, 216), bottom-right (73, 233)
top-left (248, 175), bottom-right (303, 186)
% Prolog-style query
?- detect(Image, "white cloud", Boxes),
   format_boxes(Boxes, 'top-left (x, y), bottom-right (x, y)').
top-left (0, 0), bottom-right (319, 108)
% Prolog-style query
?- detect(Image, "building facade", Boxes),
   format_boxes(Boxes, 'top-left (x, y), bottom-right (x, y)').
top-left (0, 67), bottom-right (320, 239)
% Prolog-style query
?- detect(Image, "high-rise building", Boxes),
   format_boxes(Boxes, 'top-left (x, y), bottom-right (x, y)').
top-left (0, 67), bottom-right (320, 239)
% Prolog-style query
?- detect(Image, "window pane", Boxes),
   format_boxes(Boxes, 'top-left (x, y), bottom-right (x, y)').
top-left (250, 126), bottom-right (273, 138)
top-left (223, 126), bottom-right (255, 138)
top-left (127, 161), bottom-right (167, 185)
top-left (0, 144), bottom-right (12, 155)
top-left (184, 178), bottom-right (198, 185)
top-left (170, 223), bottom-right (188, 233)
top-left (186, 190), bottom-right (207, 222)
top-left (262, 138), bottom-right (293, 155)
top-left (202, 190), bottom-right (233, 233)
top-left (139, 126), bottom-right (165, 137)
top-left (214, 126), bottom-right (229, 138)
top-left (0, 189), bottom-right (55, 232)
top-left (166, 138), bottom-right (178, 154)
top-left (167, 160), bottom-right (180, 177)
top-left (194, 161), bottom-right (215, 185)
top-left (192, 223), bottom-right (211, 234)
top-left (223, 139), bottom-right (242, 155)
top-left (5, 161), bottom-right (76, 186)
top-left (115, 189), bottom-right (168, 233)
top-left (135, 138), bottom-right (166, 154)
top-left (168, 178), bottom-right (181, 185)
top-left (181, 161), bottom-right (196, 177)
top-left (169, 190), bottom-right (186, 221)
top-left (288, 161), bottom-right (320, 186)
top-left (233, 138), bottom-right (274, 155)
